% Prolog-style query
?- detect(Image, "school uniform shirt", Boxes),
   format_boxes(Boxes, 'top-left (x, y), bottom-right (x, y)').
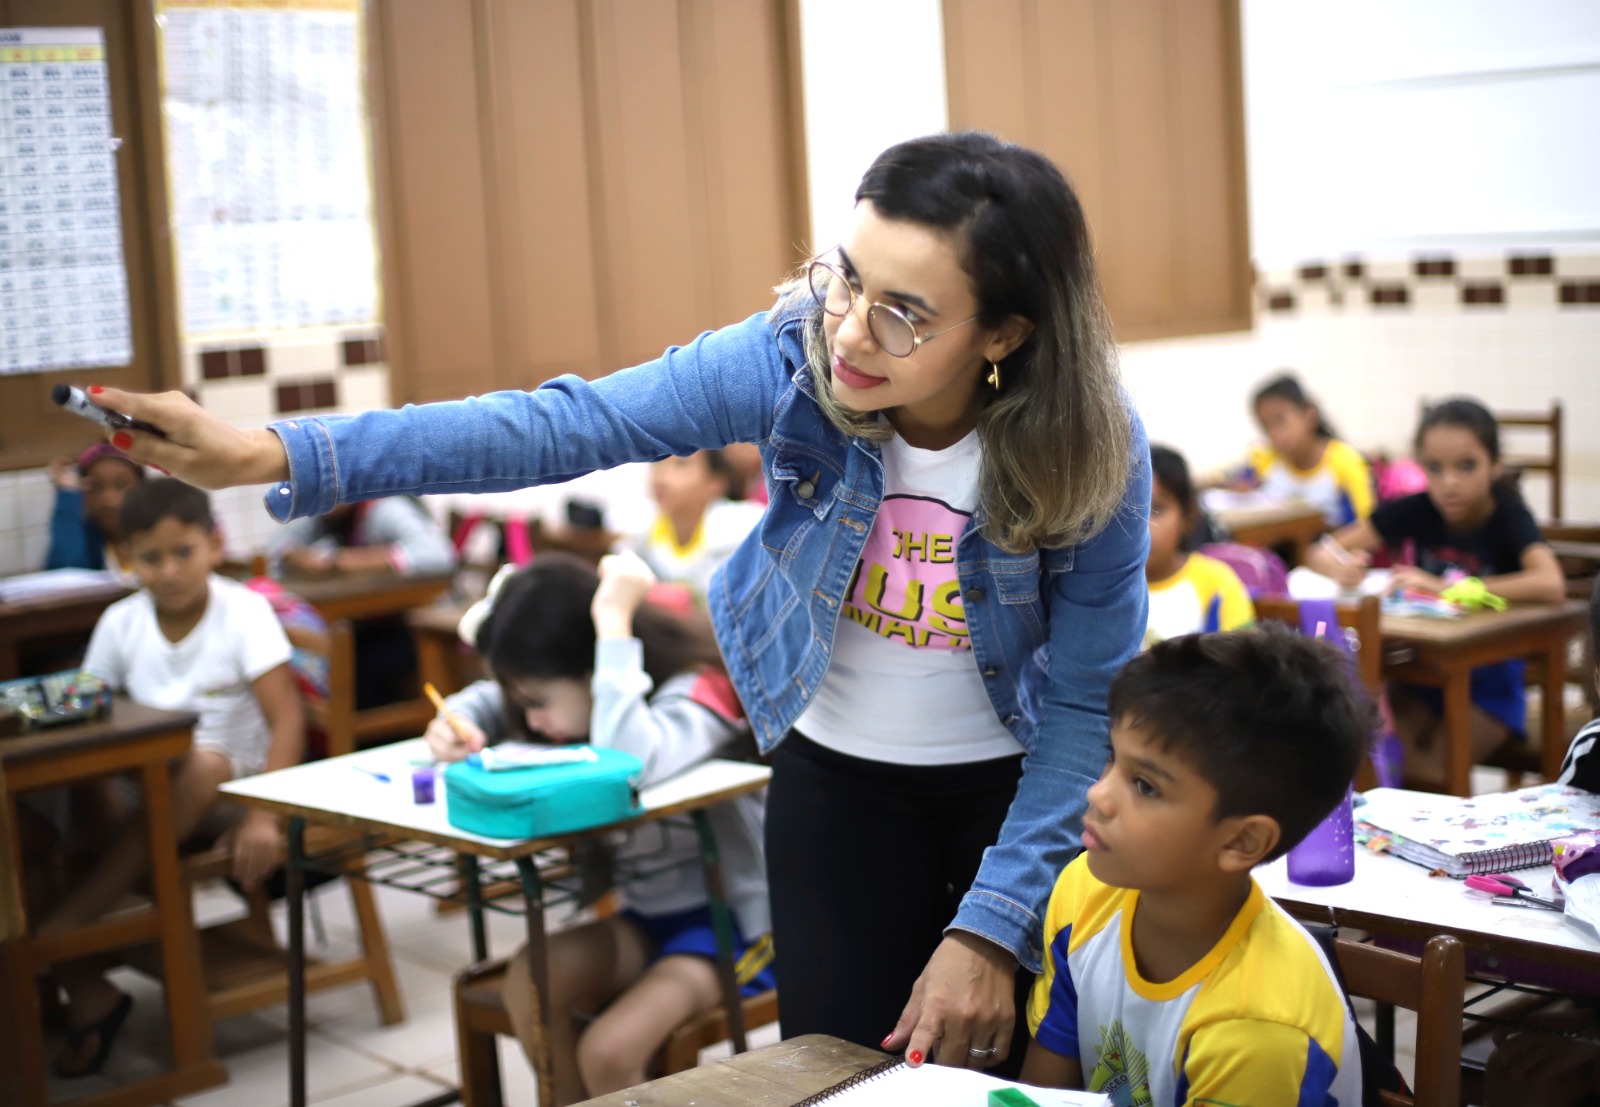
top-left (793, 428), bottom-right (1023, 766)
top-left (1248, 439), bottom-right (1374, 526)
top-left (1560, 717), bottom-right (1600, 793)
top-left (83, 574), bottom-right (293, 779)
top-left (1029, 855), bottom-right (1362, 1107)
top-left (1143, 552), bottom-right (1255, 648)
top-left (622, 498), bottom-right (766, 602)
top-left (1371, 490), bottom-right (1547, 733)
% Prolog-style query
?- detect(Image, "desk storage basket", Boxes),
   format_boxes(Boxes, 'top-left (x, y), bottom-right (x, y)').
top-left (442, 747), bottom-right (643, 839)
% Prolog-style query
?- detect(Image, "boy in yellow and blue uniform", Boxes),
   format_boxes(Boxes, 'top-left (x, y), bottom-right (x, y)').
top-left (1145, 447), bottom-right (1254, 648)
top-left (1021, 626), bottom-right (1373, 1106)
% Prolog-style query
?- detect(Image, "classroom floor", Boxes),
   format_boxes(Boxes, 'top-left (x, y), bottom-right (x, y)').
top-left (51, 767), bottom-right (1541, 1107)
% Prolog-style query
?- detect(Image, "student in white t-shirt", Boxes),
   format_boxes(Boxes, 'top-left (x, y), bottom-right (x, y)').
top-left (621, 450), bottom-right (764, 604)
top-left (41, 479), bottom-right (302, 1079)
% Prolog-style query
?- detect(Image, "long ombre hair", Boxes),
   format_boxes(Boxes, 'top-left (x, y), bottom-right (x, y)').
top-left (792, 131), bottom-right (1133, 553)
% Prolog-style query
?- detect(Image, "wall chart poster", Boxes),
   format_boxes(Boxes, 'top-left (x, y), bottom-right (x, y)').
top-left (0, 27), bottom-right (133, 376)
top-left (158, 0), bottom-right (379, 336)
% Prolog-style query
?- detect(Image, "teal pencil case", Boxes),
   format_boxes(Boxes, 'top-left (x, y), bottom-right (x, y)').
top-left (442, 746), bottom-right (644, 839)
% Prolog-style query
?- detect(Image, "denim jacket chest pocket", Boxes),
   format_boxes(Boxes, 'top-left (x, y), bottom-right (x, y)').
top-left (981, 543), bottom-right (1076, 639)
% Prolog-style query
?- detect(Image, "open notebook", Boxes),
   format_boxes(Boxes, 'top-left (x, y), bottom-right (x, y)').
top-left (1358, 784), bottom-right (1600, 877)
top-left (795, 1058), bottom-right (1109, 1106)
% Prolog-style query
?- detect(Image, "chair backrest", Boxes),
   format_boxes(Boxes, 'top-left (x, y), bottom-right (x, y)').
top-left (1494, 401), bottom-right (1562, 521)
top-left (1254, 595), bottom-right (1382, 694)
top-left (1334, 935), bottom-right (1464, 1107)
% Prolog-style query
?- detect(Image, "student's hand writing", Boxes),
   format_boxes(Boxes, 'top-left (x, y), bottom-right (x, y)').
top-left (282, 546), bottom-right (336, 574)
top-left (47, 455), bottom-right (81, 491)
top-left (1389, 565), bottom-right (1448, 595)
top-left (84, 386), bottom-right (290, 490)
top-left (591, 550), bottom-right (657, 639)
top-left (1308, 539), bottom-right (1369, 588)
top-left (425, 712), bottom-right (486, 762)
top-left (882, 931), bottom-right (1017, 1069)
top-left (230, 810), bottom-right (283, 891)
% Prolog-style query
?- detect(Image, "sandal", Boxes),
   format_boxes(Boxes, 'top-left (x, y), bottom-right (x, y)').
top-left (53, 992), bottom-right (133, 1079)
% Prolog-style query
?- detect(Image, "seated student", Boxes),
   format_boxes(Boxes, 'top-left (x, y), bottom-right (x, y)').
top-left (1558, 578), bottom-right (1600, 791)
top-left (1144, 445), bottom-right (1254, 647)
top-left (273, 498), bottom-right (456, 707)
top-left (1020, 625), bottom-right (1373, 1103)
top-left (620, 450), bottom-right (764, 603)
top-left (1227, 373), bottom-right (1374, 528)
top-left (272, 497), bottom-right (457, 577)
top-left (40, 479), bottom-right (303, 1078)
top-left (45, 442), bottom-right (146, 577)
top-left (1307, 397), bottom-right (1564, 786)
top-left (425, 551), bottom-right (769, 1106)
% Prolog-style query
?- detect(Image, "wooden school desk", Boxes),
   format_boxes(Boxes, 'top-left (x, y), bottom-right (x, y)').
top-left (1380, 599), bottom-right (1589, 796)
top-left (221, 739), bottom-right (772, 1107)
top-left (578, 1034), bottom-right (885, 1106)
top-left (0, 701), bottom-right (226, 1107)
top-left (0, 579), bottom-right (131, 681)
top-left (1208, 498), bottom-right (1327, 564)
top-left (277, 568), bottom-right (453, 624)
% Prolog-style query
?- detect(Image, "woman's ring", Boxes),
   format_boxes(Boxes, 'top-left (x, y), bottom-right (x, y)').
top-left (968, 1046), bottom-right (997, 1058)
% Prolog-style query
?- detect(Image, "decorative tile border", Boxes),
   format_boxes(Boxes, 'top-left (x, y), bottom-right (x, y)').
top-left (185, 325), bottom-right (387, 419)
top-left (1258, 252), bottom-right (1600, 314)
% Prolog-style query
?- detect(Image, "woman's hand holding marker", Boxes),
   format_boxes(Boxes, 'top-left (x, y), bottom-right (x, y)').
top-left (80, 386), bottom-right (290, 489)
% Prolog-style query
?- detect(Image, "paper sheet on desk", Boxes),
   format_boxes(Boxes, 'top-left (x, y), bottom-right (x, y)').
top-left (812, 1063), bottom-right (1108, 1105)
top-left (1567, 876), bottom-right (1600, 943)
top-left (0, 568), bottom-right (120, 603)
top-left (1287, 567), bottom-right (1393, 602)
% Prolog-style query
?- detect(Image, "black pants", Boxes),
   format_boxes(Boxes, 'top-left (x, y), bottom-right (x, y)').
top-left (765, 732), bottom-right (1033, 1074)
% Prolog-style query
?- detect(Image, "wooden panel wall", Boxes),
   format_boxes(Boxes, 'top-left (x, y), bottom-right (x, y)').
top-left (370, 0), bottom-right (807, 403)
top-left (944, 0), bottom-right (1251, 343)
top-left (0, 0), bottom-right (176, 471)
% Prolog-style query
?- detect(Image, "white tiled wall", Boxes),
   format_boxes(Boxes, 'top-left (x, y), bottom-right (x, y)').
top-left (1124, 298), bottom-right (1600, 520)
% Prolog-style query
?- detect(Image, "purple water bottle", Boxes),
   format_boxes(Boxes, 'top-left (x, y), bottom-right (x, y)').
top-left (1288, 786), bottom-right (1355, 886)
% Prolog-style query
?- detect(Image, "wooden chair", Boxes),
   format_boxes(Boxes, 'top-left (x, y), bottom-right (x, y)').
top-left (452, 958), bottom-right (779, 1107)
top-left (322, 618), bottom-right (437, 755)
top-left (1334, 935), bottom-right (1464, 1107)
top-left (1495, 400), bottom-right (1563, 521)
top-left (1254, 596), bottom-right (1384, 789)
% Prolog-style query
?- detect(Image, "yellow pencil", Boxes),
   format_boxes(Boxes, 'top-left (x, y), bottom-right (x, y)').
top-left (423, 682), bottom-right (470, 744)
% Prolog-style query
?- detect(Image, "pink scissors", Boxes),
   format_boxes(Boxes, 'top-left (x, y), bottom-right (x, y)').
top-left (1464, 873), bottom-right (1563, 911)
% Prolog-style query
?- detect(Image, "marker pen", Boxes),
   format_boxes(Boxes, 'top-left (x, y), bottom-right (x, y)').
top-left (51, 384), bottom-right (168, 438)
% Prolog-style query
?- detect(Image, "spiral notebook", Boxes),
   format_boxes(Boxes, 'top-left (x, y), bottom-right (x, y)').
top-left (794, 1058), bottom-right (1109, 1106)
top-left (1357, 784), bottom-right (1600, 878)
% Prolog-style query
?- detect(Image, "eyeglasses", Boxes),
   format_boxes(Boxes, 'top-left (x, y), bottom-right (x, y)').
top-left (807, 255), bottom-right (977, 358)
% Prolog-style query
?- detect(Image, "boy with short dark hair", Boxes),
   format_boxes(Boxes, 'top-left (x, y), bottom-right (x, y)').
top-left (1557, 577), bottom-right (1600, 791)
top-left (41, 478), bottom-right (302, 1077)
top-left (1020, 624), bottom-right (1374, 1104)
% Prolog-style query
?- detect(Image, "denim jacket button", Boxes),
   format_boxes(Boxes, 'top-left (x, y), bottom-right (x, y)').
top-left (796, 480), bottom-right (815, 499)
top-left (964, 587), bottom-right (986, 603)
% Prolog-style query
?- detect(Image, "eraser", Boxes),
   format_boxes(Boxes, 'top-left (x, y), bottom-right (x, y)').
top-left (988, 1089), bottom-right (1042, 1107)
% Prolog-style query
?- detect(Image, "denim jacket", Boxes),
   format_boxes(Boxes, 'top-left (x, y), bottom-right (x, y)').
top-left (265, 297), bottom-right (1151, 972)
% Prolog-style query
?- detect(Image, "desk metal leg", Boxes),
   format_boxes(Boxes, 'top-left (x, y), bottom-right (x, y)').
top-left (461, 854), bottom-right (488, 963)
top-left (514, 857), bottom-right (554, 1107)
top-left (692, 809), bottom-right (748, 1054)
top-left (287, 817), bottom-right (308, 1107)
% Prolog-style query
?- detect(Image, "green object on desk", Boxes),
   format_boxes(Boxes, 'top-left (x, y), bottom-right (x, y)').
top-left (989, 1089), bottom-right (1042, 1107)
top-left (1439, 576), bottom-right (1506, 612)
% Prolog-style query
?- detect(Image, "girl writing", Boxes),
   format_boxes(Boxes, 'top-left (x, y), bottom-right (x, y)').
top-left (1307, 397), bottom-right (1564, 784)
top-left (424, 551), bottom-right (770, 1105)
top-left (86, 131), bottom-right (1151, 1072)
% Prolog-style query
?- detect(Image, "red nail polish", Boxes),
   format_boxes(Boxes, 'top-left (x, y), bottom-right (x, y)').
top-left (88, 385), bottom-right (104, 394)
top-left (908, 1049), bottom-right (923, 1066)
top-left (153, 466), bottom-right (170, 476)
top-left (880, 1034), bottom-right (894, 1049)
top-left (112, 432), bottom-right (133, 449)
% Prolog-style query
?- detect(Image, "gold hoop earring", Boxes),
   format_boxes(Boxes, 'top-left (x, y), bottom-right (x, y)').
top-left (986, 361), bottom-right (1002, 390)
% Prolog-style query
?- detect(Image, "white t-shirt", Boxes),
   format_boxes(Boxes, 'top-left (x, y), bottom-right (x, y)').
top-left (83, 574), bottom-right (293, 779)
top-left (795, 430), bottom-right (1022, 765)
